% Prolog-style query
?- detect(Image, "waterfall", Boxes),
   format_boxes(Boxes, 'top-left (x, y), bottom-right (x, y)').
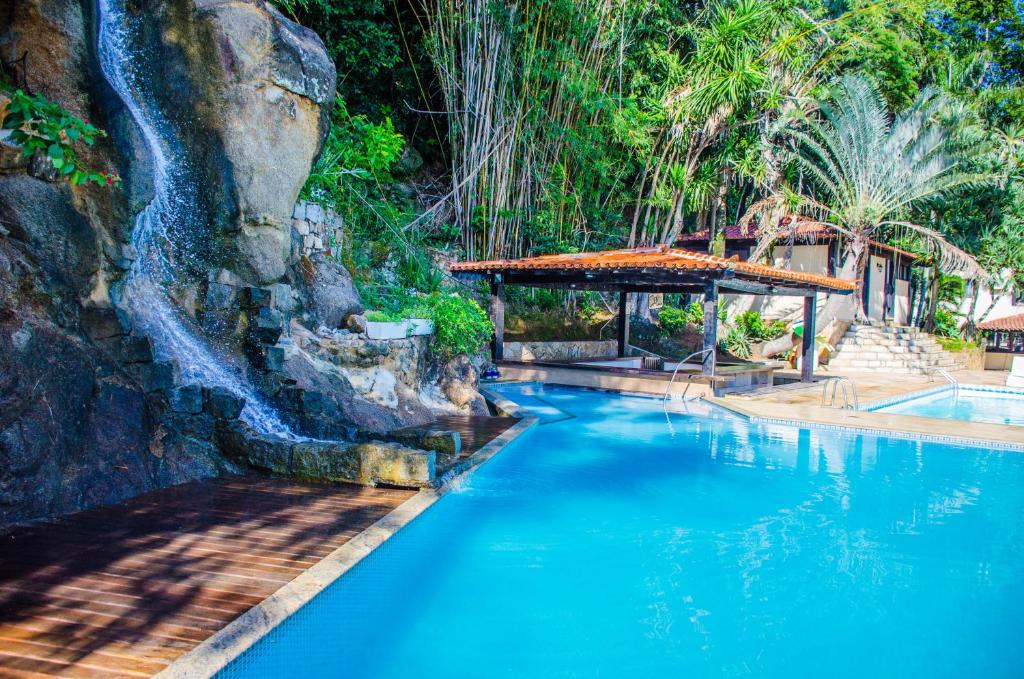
top-left (97, 0), bottom-right (301, 440)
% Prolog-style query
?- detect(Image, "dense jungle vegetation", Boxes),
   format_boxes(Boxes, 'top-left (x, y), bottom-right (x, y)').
top-left (273, 0), bottom-right (1024, 342)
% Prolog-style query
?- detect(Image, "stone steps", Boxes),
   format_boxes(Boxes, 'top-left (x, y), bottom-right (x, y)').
top-left (827, 324), bottom-right (966, 374)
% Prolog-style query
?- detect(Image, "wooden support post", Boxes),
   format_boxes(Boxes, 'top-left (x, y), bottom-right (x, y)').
top-left (702, 281), bottom-right (718, 376)
top-left (617, 291), bottom-right (629, 358)
top-left (802, 293), bottom-right (817, 382)
top-left (490, 276), bottom-right (505, 363)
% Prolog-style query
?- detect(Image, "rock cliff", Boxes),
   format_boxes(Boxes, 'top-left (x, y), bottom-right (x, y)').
top-left (0, 0), bottom-right (483, 530)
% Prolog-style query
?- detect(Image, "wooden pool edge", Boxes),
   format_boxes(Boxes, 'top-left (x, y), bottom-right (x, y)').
top-left (157, 402), bottom-right (538, 679)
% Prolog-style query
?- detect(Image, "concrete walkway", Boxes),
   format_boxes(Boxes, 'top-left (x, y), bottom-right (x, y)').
top-left (734, 368), bottom-right (1010, 407)
top-left (716, 368), bottom-right (1024, 451)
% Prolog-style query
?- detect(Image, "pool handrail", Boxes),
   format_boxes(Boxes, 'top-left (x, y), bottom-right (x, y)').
top-left (821, 376), bottom-right (859, 410)
top-left (663, 347), bottom-right (715, 402)
top-left (932, 368), bottom-right (959, 396)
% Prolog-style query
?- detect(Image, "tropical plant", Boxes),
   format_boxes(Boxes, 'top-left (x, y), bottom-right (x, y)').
top-left (749, 74), bottom-right (989, 320)
top-left (428, 293), bottom-right (494, 359)
top-left (1, 87), bottom-right (120, 187)
top-left (628, 0), bottom-right (832, 249)
top-left (720, 325), bottom-right (752, 358)
top-left (734, 310), bottom-right (786, 341)
top-left (932, 307), bottom-right (962, 338)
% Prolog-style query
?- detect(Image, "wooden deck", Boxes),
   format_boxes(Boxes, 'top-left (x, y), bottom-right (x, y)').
top-left (395, 415), bottom-right (520, 458)
top-left (0, 476), bottom-right (414, 678)
top-left (0, 415), bottom-right (519, 678)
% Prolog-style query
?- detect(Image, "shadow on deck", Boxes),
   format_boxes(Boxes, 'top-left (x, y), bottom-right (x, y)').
top-left (0, 476), bottom-right (413, 677)
top-left (0, 414), bottom-right (520, 678)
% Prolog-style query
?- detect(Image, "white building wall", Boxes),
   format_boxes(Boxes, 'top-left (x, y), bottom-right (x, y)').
top-left (722, 244), bottom-right (856, 324)
top-left (960, 275), bottom-right (1024, 326)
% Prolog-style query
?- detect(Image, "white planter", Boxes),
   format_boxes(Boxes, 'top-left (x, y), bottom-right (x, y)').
top-left (365, 319), bottom-right (434, 340)
top-left (406, 318), bottom-right (434, 336)
top-left (366, 321), bottom-right (409, 340)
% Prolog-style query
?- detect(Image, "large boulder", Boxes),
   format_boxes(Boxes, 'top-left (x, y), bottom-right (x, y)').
top-left (301, 254), bottom-right (364, 328)
top-left (143, 0), bottom-right (337, 283)
top-left (440, 354), bottom-right (489, 413)
top-left (0, 176), bottom-right (100, 299)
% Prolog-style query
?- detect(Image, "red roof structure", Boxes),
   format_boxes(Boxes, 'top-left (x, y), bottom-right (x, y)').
top-left (451, 245), bottom-right (856, 293)
top-left (978, 312), bottom-right (1024, 332)
top-left (452, 245), bottom-right (852, 380)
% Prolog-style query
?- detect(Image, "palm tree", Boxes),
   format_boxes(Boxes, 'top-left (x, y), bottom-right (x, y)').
top-left (627, 0), bottom-right (831, 249)
top-left (748, 74), bottom-right (989, 321)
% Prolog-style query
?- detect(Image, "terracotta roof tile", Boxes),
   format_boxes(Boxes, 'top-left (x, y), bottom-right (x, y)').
top-left (978, 312), bottom-right (1024, 331)
top-left (450, 246), bottom-right (856, 292)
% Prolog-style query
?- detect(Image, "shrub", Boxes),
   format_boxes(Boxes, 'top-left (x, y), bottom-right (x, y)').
top-left (735, 310), bottom-right (787, 341)
top-left (932, 308), bottom-right (962, 338)
top-left (686, 302), bottom-right (705, 326)
top-left (720, 326), bottom-right (752, 359)
top-left (659, 301), bottom-right (704, 334)
top-left (658, 305), bottom-right (689, 334)
top-left (935, 336), bottom-right (978, 352)
top-left (428, 293), bottom-right (494, 360)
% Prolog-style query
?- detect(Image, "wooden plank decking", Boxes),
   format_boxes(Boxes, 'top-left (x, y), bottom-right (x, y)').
top-left (0, 476), bottom-right (414, 678)
top-left (0, 415), bottom-right (519, 678)
top-left (395, 415), bottom-right (520, 459)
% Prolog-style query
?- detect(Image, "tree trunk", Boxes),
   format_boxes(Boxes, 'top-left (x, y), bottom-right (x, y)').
top-left (850, 231), bottom-right (870, 322)
top-left (964, 282), bottom-right (980, 339)
top-left (924, 264), bottom-right (940, 333)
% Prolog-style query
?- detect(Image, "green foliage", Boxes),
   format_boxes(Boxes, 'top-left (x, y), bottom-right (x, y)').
top-left (365, 309), bottom-right (402, 322)
top-left (659, 302), bottom-right (706, 334)
top-left (397, 249), bottom-right (444, 294)
top-left (658, 305), bottom-right (690, 334)
top-left (720, 325), bottom-right (752, 358)
top-left (932, 308), bottom-right (962, 338)
top-left (365, 290), bottom-right (493, 359)
top-left (425, 293), bottom-right (493, 360)
top-left (304, 97), bottom-right (404, 201)
top-left (734, 310), bottom-right (786, 341)
top-left (1, 87), bottom-right (119, 187)
top-left (935, 336), bottom-right (978, 352)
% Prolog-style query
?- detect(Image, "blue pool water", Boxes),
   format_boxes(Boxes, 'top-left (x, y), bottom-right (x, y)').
top-left (222, 384), bottom-right (1024, 678)
top-left (868, 386), bottom-right (1024, 426)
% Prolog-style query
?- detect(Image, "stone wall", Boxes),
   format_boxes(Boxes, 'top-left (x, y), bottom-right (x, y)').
top-left (504, 340), bottom-right (618, 362)
top-left (950, 346), bottom-right (986, 371)
top-left (291, 200), bottom-right (347, 259)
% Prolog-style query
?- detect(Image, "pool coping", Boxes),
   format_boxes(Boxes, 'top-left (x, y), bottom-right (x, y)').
top-left (711, 390), bottom-right (1024, 452)
top-left (156, 401), bottom-right (538, 679)
top-left (861, 382), bottom-right (1024, 411)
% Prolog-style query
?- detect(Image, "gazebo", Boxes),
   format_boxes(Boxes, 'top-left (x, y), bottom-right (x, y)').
top-left (978, 312), bottom-right (1024, 354)
top-left (451, 245), bottom-right (855, 383)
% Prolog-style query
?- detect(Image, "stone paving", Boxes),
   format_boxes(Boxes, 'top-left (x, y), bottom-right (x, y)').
top-left (716, 368), bottom-right (1023, 450)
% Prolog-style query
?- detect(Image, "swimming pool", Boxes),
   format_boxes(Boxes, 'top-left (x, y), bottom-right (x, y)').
top-left (222, 384), bottom-right (1024, 678)
top-left (867, 385), bottom-right (1024, 426)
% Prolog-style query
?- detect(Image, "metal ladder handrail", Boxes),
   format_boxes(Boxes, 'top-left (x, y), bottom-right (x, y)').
top-left (663, 347), bottom-right (714, 402)
top-left (932, 368), bottom-right (959, 395)
top-left (820, 376), bottom-right (859, 409)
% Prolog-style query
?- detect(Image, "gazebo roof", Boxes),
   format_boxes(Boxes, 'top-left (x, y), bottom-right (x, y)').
top-left (451, 245), bottom-right (855, 295)
top-left (978, 312), bottom-right (1024, 331)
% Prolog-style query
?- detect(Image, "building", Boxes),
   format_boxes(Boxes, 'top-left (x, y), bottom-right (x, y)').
top-left (676, 219), bottom-right (919, 324)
